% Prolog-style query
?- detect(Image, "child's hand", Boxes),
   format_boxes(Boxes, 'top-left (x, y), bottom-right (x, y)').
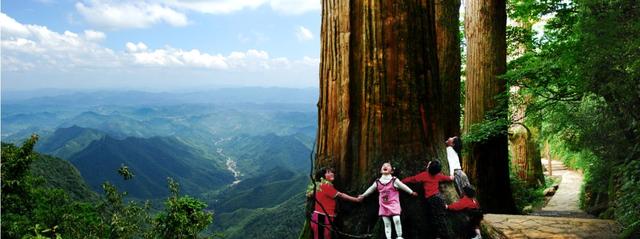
top-left (411, 192), bottom-right (418, 197)
top-left (357, 195), bottom-right (364, 202)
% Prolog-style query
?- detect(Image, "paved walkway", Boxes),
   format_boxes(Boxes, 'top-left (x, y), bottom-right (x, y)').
top-left (482, 214), bottom-right (620, 239)
top-left (531, 160), bottom-right (593, 218)
top-left (482, 160), bottom-right (621, 238)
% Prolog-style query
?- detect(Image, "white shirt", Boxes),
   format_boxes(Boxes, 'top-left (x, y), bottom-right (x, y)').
top-left (446, 146), bottom-right (462, 175)
top-left (361, 174), bottom-right (414, 197)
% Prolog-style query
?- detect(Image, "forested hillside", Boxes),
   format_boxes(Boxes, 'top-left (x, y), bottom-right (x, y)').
top-left (1, 88), bottom-right (316, 238)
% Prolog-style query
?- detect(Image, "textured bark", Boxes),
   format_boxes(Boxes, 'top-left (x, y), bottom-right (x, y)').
top-left (462, 0), bottom-right (518, 213)
top-left (435, 0), bottom-right (462, 138)
top-left (509, 90), bottom-right (544, 188)
top-left (310, 0), bottom-right (466, 238)
top-left (508, 125), bottom-right (544, 187)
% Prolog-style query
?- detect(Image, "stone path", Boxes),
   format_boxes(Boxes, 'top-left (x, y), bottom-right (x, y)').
top-left (531, 160), bottom-right (593, 218)
top-left (482, 214), bottom-right (621, 239)
top-left (482, 160), bottom-right (621, 238)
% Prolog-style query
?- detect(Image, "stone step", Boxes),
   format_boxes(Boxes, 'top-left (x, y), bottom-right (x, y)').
top-left (482, 214), bottom-right (621, 239)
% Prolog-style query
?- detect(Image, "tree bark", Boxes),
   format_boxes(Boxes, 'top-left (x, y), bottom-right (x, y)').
top-left (310, 0), bottom-right (465, 238)
top-left (435, 0), bottom-right (462, 138)
top-left (508, 124), bottom-right (545, 187)
top-left (463, 0), bottom-right (518, 213)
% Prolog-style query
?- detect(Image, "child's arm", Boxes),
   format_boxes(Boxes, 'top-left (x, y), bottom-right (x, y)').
top-left (360, 182), bottom-right (377, 197)
top-left (447, 200), bottom-right (466, 211)
top-left (401, 172), bottom-right (422, 184)
top-left (394, 180), bottom-right (418, 196)
top-left (337, 192), bottom-right (361, 203)
top-left (438, 173), bottom-right (454, 182)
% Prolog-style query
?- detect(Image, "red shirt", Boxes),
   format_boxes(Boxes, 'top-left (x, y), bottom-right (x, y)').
top-left (447, 196), bottom-right (480, 211)
top-left (402, 172), bottom-right (452, 198)
top-left (314, 183), bottom-right (339, 216)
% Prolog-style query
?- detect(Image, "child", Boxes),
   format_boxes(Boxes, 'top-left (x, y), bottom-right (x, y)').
top-left (446, 136), bottom-right (471, 197)
top-left (446, 186), bottom-right (482, 239)
top-left (359, 162), bottom-right (418, 239)
top-left (402, 160), bottom-right (453, 239)
top-left (307, 167), bottom-right (361, 239)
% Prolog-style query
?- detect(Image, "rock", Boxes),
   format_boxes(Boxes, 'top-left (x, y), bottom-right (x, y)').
top-left (523, 205), bottom-right (533, 214)
top-left (543, 187), bottom-right (556, 196)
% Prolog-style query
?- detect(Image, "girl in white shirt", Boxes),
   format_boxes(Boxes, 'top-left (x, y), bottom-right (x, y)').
top-left (446, 136), bottom-right (471, 197)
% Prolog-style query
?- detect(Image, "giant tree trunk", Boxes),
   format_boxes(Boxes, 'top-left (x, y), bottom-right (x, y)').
top-left (435, 0), bottom-right (462, 138)
top-left (311, 0), bottom-right (464, 238)
top-left (508, 124), bottom-right (545, 187)
top-left (462, 0), bottom-right (518, 213)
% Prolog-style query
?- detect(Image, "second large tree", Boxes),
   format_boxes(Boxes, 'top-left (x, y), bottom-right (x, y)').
top-left (463, 0), bottom-right (517, 213)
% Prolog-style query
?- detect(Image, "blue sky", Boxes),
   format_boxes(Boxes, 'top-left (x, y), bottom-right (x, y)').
top-left (1, 0), bottom-right (321, 91)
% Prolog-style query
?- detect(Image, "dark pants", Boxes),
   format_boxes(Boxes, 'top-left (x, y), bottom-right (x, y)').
top-left (426, 194), bottom-right (451, 239)
top-left (453, 169), bottom-right (471, 198)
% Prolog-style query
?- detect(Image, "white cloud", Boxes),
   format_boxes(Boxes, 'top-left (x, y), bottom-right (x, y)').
top-left (163, 0), bottom-right (319, 15)
top-left (1, 13), bottom-right (319, 89)
top-left (75, 0), bottom-right (188, 29)
top-left (295, 26), bottom-right (313, 41)
top-left (128, 46), bottom-right (286, 71)
top-left (269, 0), bottom-right (319, 15)
top-left (84, 30), bottom-right (106, 41)
top-left (71, 0), bottom-right (319, 29)
top-left (126, 42), bottom-right (149, 52)
top-left (0, 13), bottom-right (31, 37)
top-left (163, 0), bottom-right (268, 15)
top-left (130, 47), bottom-right (229, 69)
top-left (1, 13), bottom-right (122, 71)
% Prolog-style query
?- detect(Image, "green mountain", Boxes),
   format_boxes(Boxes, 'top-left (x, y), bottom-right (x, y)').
top-left (210, 167), bottom-right (308, 213)
top-left (214, 193), bottom-right (306, 239)
top-left (36, 125), bottom-right (106, 159)
top-left (59, 111), bottom-right (157, 138)
top-left (69, 135), bottom-right (234, 199)
top-left (221, 133), bottom-right (312, 177)
top-left (30, 153), bottom-right (97, 201)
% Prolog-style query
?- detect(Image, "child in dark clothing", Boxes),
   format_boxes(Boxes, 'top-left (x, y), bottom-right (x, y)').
top-left (447, 186), bottom-right (482, 239)
top-left (402, 160), bottom-right (453, 239)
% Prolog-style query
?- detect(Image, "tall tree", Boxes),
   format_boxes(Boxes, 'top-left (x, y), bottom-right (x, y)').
top-left (312, 0), bottom-right (462, 237)
top-left (505, 0), bottom-right (545, 189)
top-left (463, 0), bottom-right (518, 213)
top-left (435, 0), bottom-right (462, 138)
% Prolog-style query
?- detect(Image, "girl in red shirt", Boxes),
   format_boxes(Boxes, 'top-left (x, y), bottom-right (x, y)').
top-left (307, 167), bottom-right (361, 239)
top-left (402, 160), bottom-right (453, 238)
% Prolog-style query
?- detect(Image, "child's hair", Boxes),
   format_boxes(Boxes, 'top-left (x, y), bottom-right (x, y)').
top-left (452, 136), bottom-right (463, 156)
top-left (315, 167), bottom-right (334, 181)
top-left (463, 186), bottom-right (476, 198)
top-left (428, 160), bottom-right (442, 175)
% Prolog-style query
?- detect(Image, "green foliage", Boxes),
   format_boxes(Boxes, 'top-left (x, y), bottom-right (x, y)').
top-left (154, 178), bottom-right (214, 239)
top-left (118, 164), bottom-right (135, 181)
top-left (215, 193), bottom-right (306, 239)
top-left (2, 136), bottom-right (218, 239)
top-left (2, 135), bottom-right (43, 238)
top-left (510, 167), bottom-right (550, 213)
top-left (505, 0), bottom-right (640, 232)
top-left (30, 154), bottom-right (97, 201)
top-left (462, 92), bottom-right (510, 145)
top-left (209, 168), bottom-right (307, 213)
